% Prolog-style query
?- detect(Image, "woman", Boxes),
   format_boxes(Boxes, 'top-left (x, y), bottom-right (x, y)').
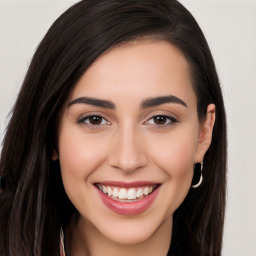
top-left (0, 0), bottom-right (227, 255)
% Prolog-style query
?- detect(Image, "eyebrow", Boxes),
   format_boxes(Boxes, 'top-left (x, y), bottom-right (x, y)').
top-left (141, 95), bottom-right (187, 108)
top-left (68, 97), bottom-right (116, 109)
top-left (68, 95), bottom-right (187, 110)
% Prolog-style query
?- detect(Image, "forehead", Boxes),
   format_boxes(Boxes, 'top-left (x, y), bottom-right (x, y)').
top-left (69, 40), bottom-right (196, 109)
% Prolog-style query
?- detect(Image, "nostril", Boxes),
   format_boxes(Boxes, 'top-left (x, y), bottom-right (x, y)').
top-left (109, 158), bottom-right (147, 173)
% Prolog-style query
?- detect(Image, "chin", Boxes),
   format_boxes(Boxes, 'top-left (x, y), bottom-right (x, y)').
top-left (83, 210), bottom-right (173, 246)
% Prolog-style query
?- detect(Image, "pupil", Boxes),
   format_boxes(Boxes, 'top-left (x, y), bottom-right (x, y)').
top-left (154, 116), bottom-right (166, 125)
top-left (89, 116), bottom-right (102, 125)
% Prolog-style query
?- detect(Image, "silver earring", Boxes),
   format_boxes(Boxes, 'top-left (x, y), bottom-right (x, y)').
top-left (192, 162), bottom-right (203, 188)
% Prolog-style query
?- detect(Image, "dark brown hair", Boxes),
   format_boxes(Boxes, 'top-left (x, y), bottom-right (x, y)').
top-left (0, 1), bottom-right (227, 255)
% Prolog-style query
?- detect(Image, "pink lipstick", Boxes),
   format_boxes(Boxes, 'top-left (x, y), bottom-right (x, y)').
top-left (95, 181), bottom-right (160, 216)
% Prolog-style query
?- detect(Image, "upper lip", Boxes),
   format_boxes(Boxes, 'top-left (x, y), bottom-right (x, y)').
top-left (94, 181), bottom-right (160, 188)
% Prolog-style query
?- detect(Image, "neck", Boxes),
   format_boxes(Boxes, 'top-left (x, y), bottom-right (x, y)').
top-left (65, 215), bottom-right (172, 256)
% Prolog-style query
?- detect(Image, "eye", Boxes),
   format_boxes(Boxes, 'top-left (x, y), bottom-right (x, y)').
top-left (78, 115), bottom-right (110, 126)
top-left (146, 115), bottom-right (178, 126)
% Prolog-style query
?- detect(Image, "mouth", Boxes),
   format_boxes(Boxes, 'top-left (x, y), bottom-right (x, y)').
top-left (95, 183), bottom-right (158, 202)
top-left (94, 181), bottom-right (161, 215)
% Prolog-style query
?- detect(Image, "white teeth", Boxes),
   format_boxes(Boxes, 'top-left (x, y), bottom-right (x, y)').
top-left (136, 188), bottom-right (143, 197)
top-left (107, 187), bottom-right (112, 196)
top-left (119, 188), bottom-right (127, 199)
top-left (143, 187), bottom-right (149, 196)
top-left (127, 188), bottom-right (137, 200)
top-left (113, 187), bottom-right (119, 197)
top-left (98, 184), bottom-right (157, 200)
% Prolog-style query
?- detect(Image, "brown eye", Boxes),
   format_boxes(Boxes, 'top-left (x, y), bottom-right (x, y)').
top-left (88, 116), bottom-right (103, 125)
top-left (146, 115), bottom-right (178, 126)
top-left (153, 116), bottom-right (168, 125)
top-left (79, 115), bottom-right (109, 126)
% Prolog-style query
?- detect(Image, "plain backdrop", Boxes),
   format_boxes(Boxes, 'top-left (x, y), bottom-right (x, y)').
top-left (0, 1), bottom-right (256, 255)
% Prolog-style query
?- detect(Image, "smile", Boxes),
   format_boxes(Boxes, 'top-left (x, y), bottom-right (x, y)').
top-left (95, 182), bottom-right (161, 215)
top-left (96, 184), bottom-right (157, 202)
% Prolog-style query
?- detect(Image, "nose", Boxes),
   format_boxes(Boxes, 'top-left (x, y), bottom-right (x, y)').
top-left (108, 126), bottom-right (148, 173)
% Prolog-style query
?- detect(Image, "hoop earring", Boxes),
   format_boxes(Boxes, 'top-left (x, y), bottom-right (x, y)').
top-left (191, 162), bottom-right (203, 188)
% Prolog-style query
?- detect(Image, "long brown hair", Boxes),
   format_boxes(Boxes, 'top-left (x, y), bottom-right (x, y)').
top-left (0, 1), bottom-right (227, 255)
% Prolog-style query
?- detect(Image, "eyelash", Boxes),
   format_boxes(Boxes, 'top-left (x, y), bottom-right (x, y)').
top-left (78, 115), bottom-right (110, 129)
top-left (77, 114), bottom-right (179, 129)
top-left (145, 115), bottom-right (179, 127)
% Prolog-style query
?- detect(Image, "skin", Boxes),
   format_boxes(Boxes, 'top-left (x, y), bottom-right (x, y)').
top-left (54, 40), bottom-right (215, 256)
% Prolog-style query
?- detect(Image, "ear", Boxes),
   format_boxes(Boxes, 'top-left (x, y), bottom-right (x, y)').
top-left (52, 149), bottom-right (59, 161)
top-left (195, 104), bottom-right (216, 163)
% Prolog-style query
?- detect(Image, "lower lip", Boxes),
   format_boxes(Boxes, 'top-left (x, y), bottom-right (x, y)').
top-left (97, 186), bottom-right (160, 216)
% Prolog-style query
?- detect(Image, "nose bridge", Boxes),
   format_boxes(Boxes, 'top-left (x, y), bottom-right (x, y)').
top-left (108, 123), bottom-right (147, 172)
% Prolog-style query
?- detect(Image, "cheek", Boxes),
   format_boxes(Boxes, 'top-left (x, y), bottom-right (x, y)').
top-left (146, 126), bottom-right (198, 183)
top-left (58, 129), bottom-right (107, 179)
top-left (57, 128), bottom-right (109, 206)
top-left (142, 126), bottom-right (199, 217)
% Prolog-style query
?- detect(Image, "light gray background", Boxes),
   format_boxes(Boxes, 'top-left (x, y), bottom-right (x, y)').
top-left (0, 1), bottom-right (255, 255)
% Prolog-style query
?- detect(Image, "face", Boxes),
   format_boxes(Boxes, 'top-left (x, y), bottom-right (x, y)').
top-left (56, 40), bottom-right (214, 246)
